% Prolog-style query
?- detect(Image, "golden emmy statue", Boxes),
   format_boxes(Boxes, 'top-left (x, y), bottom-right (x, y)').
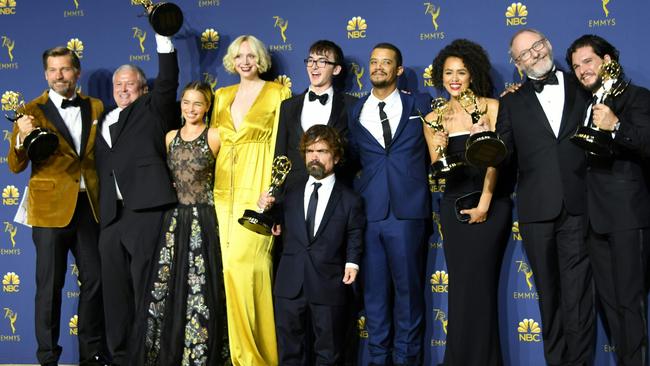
top-left (459, 89), bottom-right (507, 167)
top-left (239, 156), bottom-right (292, 236)
top-left (2, 91), bottom-right (58, 163)
top-left (133, 0), bottom-right (183, 37)
top-left (423, 97), bottom-right (465, 178)
top-left (570, 59), bottom-right (629, 156)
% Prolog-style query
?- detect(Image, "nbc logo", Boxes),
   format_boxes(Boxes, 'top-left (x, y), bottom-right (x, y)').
top-left (2, 272), bottom-right (19, 292)
top-left (1, 90), bottom-right (21, 112)
top-left (430, 270), bottom-right (448, 293)
top-left (200, 28), bottom-right (219, 50)
top-left (2, 185), bottom-right (19, 205)
top-left (505, 2), bottom-right (528, 26)
top-left (69, 315), bottom-right (78, 335)
top-left (357, 316), bottom-right (368, 338)
top-left (0, 0), bottom-right (16, 15)
top-left (274, 75), bottom-right (292, 91)
top-left (517, 318), bottom-right (541, 342)
top-left (346, 16), bottom-right (367, 39)
top-left (67, 38), bottom-right (84, 59)
top-left (423, 64), bottom-right (434, 87)
top-left (511, 221), bottom-right (522, 241)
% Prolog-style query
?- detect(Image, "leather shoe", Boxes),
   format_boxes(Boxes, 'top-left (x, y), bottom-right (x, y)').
top-left (80, 352), bottom-right (110, 366)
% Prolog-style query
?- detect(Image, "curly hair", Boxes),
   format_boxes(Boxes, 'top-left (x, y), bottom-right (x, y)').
top-left (431, 39), bottom-right (495, 97)
top-left (222, 35), bottom-right (271, 75)
top-left (299, 125), bottom-right (344, 162)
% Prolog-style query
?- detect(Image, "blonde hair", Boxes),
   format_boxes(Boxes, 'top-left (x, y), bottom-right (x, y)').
top-left (222, 35), bottom-right (271, 75)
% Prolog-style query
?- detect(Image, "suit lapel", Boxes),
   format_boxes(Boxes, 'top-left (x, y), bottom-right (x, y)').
top-left (520, 82), bottom-right (555, 137)
top-left (391, 92), bottom-right (413, 147)
top-left (291, 92), bottom-right (306, 138)
top-left (352, 95), bottom-right (384, 150)
top-left (288, 179), bottom-right (311, 245)
top-left (328, 92), bottom-right (344, 127)
top-left (110, 103), bottom-right (134, 145)
top-left (557, 73), bottom-right (578, 139)
top-left (313, 181), bottom-right (341, 241)
top-left (79, 96), bottom-right (92, 156)
top-left (38, 97), bottom-right (75, 153)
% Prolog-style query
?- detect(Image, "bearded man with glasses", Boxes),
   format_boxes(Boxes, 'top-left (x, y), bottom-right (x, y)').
top-left (495, 28), bottom-right (595, 366)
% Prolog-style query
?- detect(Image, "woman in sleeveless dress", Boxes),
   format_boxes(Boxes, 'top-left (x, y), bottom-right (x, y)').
top-left (425, 39), bottom-right (514, 366)
top-left (140, 81), bottom-right (229, 366)
top-left (210, 35), bottom-right (290, 366)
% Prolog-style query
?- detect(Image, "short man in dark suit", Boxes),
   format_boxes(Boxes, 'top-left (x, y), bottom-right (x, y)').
top-left (260, 125), bottom-right (364, 365)
top-left (8, 46), bottom-right (106, 366)
top-left (347, 43), bottom-right (434, 366)
top-left (94, 31), bottom-right (179, 365)
top-left (496, 28), bottom-right (595, 365)
top-left (567, 34), bottom-right (650, 365)
top-left (275, 39), bottom-right (358, 187)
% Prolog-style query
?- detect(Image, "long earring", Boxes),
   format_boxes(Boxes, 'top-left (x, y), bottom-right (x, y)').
top-left (181, 115), bottom-right (186, 126)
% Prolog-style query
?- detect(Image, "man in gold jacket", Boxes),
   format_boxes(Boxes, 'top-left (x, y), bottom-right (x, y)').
top-left (7, 46), bottom-right (107, 366)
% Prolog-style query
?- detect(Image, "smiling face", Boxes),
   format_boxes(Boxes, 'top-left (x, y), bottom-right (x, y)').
top-left (441, 56), bottom-right (471, 98)
top-left (234, 40), bottom-right (259, 80)
top-left (44, 55), bottom-right (80, 99)
top-left (306, 51), bottom-right (341, 93)
top-left (369, 47), bottom-right (403, 90)
top-left (112, 68), bottom-right (146, 109)
top-left (571, 45), bottom-right (611, 92)
top-left (511, 31), bottom-right (554, 79)
top-left (181, 90), bottom-right (210, 125)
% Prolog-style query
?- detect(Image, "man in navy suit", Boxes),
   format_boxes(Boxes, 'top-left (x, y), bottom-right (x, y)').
top-left (568, 34), bottom-right (650, 365)
top-left (347, 43), bottom-right (433, 366)
top-left (275, 39), bottom-right (358, 188)
top-left (260, 125), bottom-right (365, 365)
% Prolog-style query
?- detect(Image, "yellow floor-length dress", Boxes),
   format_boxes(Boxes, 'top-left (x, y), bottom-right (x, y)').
top-left (211, 81), bottom-right (290, 366)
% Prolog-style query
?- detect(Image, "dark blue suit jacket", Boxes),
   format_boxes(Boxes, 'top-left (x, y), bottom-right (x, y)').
top-left (347, 90), bottom-right (432, 222)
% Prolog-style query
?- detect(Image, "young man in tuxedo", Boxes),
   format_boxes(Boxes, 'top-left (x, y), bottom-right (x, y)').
top-left (259, 125), bottom-right (364, 365)
top-left (94, 30), bottom-right (179, 365)
top-left (568, 34), bottom-right (650, 365)
top-left (8, 46), bottom-right (107, 366)
top-left (346, 43), bottom-right (434, 366)
top-left (275, 39), bottom-right (358, 187)
top-left (495, 28), bottom-right (595, 365)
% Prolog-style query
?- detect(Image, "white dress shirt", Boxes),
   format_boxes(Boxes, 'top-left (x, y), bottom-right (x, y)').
top-left (301, 86), bottom-right (334, 131)
top-left (533, 69), bottom-right (565, 138)
top-left (48, 90), bottom-right (86, 190)
top-left (304, 173), bottom-right (358, 269)
top-left (359, 88), bottom-right (403, 148)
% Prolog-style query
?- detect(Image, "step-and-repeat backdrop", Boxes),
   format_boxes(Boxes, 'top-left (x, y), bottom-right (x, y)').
top-left (1, 0), bottom-right (648, 364)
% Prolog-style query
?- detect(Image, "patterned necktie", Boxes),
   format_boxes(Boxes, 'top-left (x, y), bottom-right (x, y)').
top-left (378, 101), bottom-right (392, 148)
top-left (306, 182), bottom-right (322, 239)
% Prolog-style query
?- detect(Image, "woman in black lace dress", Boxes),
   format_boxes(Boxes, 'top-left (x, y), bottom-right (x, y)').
top-left (139, 81), bottom-right (229, 365)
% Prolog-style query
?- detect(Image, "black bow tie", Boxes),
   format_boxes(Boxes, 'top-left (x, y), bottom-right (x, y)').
top-left (61, 98), bottom-right (81, 109)
top-left (531, 72), bottom-right (559, 93)
top-left (308, 91), bottom-right (328, 105)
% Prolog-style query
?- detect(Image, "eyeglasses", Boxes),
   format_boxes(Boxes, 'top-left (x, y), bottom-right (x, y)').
top-left (512, 38), bottom-right (547, 63)
top-left (304, 58), bottom-right (337, 68)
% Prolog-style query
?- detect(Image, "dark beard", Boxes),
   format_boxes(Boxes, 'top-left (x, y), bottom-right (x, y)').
top-left (307, 161), bottom-right (326, 180)
top-left (586, 75), bottom-right (603, 93)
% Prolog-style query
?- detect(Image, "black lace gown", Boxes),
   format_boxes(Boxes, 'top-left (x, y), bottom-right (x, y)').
top-left (139, 128), bottom-right (229, 366)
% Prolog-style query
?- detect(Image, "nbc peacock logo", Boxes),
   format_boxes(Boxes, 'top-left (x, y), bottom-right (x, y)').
top-left (423, 64), bottom-right (434, 87)
top-left (200, 28), bottom-right (219, 50)
top-left (517, 318), bottom-right (541, 342)
top-left (357, 315), bottom-right (368, 338)
top-left (346, 16), bottom-right (367, 39)
top-left (2, 272), bottom-right (20, 293)
top-left (1, 90), bottom-right (21, 112)
top-left (67, 38), bottom-right (84, 59)
top-left (2, 185), bottom-right (19, 205)
top-left (69, 315), bottom-right (78, 335)
top-left (505, 2), bottom-right (528, 26)
top-left (430, 270), bottom-right (448, 293)
top-left (274, 75), bottom-right (292, 92)
top-left (0, 0), bottom-right (16, 15)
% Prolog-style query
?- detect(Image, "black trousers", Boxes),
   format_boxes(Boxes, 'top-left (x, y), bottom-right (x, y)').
top-left (520, 207), bottom-right (595, 366)
top-left (98, 203), bottom-right (164, 366)
top-left (32, 193), bottom-right (104, 365)
top-left (588, 227), bottom-right (649, 366)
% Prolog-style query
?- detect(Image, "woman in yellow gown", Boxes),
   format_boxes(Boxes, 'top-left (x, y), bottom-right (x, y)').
top-left (211, 35), bottom-right (290, 366)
